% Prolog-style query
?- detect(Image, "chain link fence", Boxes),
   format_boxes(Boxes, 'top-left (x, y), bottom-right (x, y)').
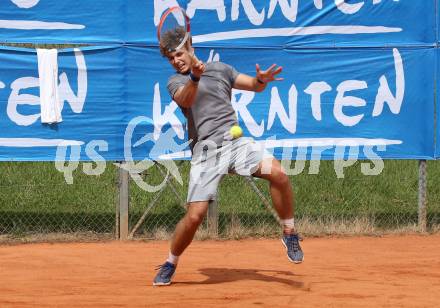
top-left (1, 160), bottom-right (439, 242)
top-left (0, 162), bottom-right (118, 241)
top-left (127, 160), bottom-right (440, 239)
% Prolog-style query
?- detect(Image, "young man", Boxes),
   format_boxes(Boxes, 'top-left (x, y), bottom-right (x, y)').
top-left (153, 35), bottom-right (303, 286)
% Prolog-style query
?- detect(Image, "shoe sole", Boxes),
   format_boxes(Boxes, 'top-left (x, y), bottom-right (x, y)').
top-left (281, 239), bottom-right (304, 264)
top-left (152, 272), bottom-right (175, 286)
top-left (153, 281), bottom-right (172, 286)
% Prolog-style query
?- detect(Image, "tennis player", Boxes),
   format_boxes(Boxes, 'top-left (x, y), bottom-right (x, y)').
top-left (153, 33), bottom-right (303, 286)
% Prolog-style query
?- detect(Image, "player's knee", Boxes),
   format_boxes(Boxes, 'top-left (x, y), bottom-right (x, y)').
top-left (186, 212), bottom-right (205, 226)
top-left (272, 168), bottom-right (289, 186)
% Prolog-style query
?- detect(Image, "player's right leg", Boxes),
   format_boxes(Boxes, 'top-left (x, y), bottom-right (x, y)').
top-left (153, 201), bottom-right (209, 286)
top-left (153, 140), bottom-right (226, 286)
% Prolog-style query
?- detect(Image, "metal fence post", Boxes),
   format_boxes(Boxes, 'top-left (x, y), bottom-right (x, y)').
top-left (115, 163), bottom-right (120, 240)
top-left (118, 163), bottom-right (129, 240)
top-left (207, 200), bottom-right (218, 238)
top-left (418, 160), bottom-right (427, 232)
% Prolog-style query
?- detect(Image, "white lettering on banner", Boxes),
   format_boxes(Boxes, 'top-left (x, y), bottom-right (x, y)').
top-left (187, 0), bottom-right (227, 22)
top-left (268, 0), bottom-right (298, 22)
top-left (373, 0), bottom-right (400, 4)
top-left (154, 0), bottom-right (402, 43)
top-left (230, 89), bottom-right (265, 137)
top-left (304, 81), bottom-right (332, 121)
top-left (0, 20), bottom-right (85, 30)
top-left (335, 0), bottom-right (364, 15)
top-left (0, 138), bottom-right (83, 147)
top-left (0, 81), bottom-right (5, 89)
top-left (6, 48), bottom-right (88, 126)
top-left (268, 85), bottom-right (297, 133)
top-left (232, 0), bottom-right (265, 26)
top-left (153, 83), bottom-right (185, 140)
top-left (372, 48), bottom-right (404, 116)
top-left (3, 0), bottom-right (84, 30)
top-left (193, 26), bottom-right (401, 43)
top-left (313, 0), bottom-right (323, 9)
top-left (334, 80), bottom-right (368, 127)
top-left (58, 49), bottom-right (88, 114)
top-left (8, 77), bottom-right (41, 126)
top-left (207, 50), bottom-right (220, 62)
top-left (11, 0), bottom-right (40, 9)
top-left (260, 138), bottom-right (401, 149)
top-left (151, 48), bottom-right (405, 148)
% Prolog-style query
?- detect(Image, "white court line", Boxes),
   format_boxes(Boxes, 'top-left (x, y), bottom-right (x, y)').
top-left (158, 138), bottom-right (402, 160)
top-left (193, 26), bottom-right (402, 43)
top-left (0, 20), bottom-right (85, 30)
top-left (0, 138), bottom-right (84, 147)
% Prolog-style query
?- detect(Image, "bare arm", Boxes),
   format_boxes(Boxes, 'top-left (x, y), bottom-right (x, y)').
top-left (173, 80), bottom-right (199, 108)
top-left (173, 59), bottom-right (205, 108)
top-left (233, 63), bottom-right (283, 92)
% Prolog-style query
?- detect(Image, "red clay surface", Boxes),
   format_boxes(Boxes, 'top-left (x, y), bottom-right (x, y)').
top-left (1, 235), bottom-right (439, 307)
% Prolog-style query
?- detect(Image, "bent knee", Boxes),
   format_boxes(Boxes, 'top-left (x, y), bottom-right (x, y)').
top-left (271, 168), bottom-right (290, 186)
top-left (186, 213), bottom-right (206, 226)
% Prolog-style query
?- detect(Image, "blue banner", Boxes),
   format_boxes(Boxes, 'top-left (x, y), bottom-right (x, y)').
top-left (0, 0), bottom-right (124, 44)
top-left (436, 48), bottom-right (440, 158)
top-left (0, 46), bottom-right (126, 161)
top-left (0, 1), bottom-right (436, 46)
top-left (126, 46), bottom-right (435, 160)
top-left (0, 1), bottom-right (437, 161)
top-left (132, 0), bottom-right (437, 48)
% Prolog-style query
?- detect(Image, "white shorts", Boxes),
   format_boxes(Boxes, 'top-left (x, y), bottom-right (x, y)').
top-left (187, 137), bottom-right (273, 203)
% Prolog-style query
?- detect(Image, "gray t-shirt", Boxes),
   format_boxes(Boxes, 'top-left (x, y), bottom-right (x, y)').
top-left (167, 62), bottom-right (240, 149)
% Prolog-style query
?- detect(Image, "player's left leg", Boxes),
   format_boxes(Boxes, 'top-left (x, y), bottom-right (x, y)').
top-left (252, 158), bottom-right (304, 263)
top-left (252, 158), bottom-right (294, 231)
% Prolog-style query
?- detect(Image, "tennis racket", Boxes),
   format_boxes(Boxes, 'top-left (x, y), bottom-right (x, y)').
top-left (157, 6), bottom-right (199, 62)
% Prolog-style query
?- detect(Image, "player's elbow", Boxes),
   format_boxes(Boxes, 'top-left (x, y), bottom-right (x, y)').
top-left (175, 96), bottom-right (195, 108)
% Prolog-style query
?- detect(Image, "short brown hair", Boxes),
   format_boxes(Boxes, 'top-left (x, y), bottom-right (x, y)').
top-left (159, 27), bottom-right (187, 57)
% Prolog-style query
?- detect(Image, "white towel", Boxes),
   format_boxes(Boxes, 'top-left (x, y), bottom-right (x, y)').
top-left (37, 48), bottom-right (62, 124)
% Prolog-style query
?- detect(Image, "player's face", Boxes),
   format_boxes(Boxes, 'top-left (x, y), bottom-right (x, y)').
top-left (167, 48), bottom-right (192, 74)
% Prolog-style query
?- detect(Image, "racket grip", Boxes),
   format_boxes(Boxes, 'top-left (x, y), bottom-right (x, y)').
top-left (191, 52), bottom-right (200, 65)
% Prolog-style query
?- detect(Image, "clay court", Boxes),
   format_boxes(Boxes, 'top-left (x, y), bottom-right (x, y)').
top-left (1, 234), bottom-right (439, 307)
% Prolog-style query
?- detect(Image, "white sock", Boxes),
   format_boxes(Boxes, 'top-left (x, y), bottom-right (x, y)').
top-left (166, 252), bottom-right (179, 265)
top-left (282, 218), bottom-right (295, 232)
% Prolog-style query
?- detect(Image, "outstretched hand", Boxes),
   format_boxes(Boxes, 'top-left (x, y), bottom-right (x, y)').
top-left (256, 63), bottom-right (283, 84)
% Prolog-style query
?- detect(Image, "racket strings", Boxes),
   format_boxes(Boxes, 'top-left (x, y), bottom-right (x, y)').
top-left (158, 8), bottom-right (190, 53)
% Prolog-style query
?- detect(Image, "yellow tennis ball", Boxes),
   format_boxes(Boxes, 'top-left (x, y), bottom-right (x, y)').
top-left (230, 125), bottom-right (243, 139)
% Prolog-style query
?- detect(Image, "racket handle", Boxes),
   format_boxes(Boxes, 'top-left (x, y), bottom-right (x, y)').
top-left (191, 53), bottom-right (199, 65)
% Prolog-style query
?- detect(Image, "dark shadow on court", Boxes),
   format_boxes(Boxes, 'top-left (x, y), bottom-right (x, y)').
top-left (175, 268), bottom-right (305, 288)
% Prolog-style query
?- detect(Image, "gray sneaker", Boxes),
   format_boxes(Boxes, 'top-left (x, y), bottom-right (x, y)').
top-left (153, 262), bottom-right (176, 286)
top-left (282, 233), bottom-right (304, 263)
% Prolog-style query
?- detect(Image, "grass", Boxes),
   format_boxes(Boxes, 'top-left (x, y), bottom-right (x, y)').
top-left (0, 160), bottom-right (439, 240)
